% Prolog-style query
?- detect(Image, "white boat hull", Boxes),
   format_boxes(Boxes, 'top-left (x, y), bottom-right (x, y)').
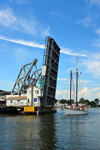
top-left (64, 108), bottom-right (88, 115)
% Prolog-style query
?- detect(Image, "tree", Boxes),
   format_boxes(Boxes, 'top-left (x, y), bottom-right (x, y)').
top-left (55, 99), bottom-right (58, 103)
top-left (65, 99), bottom-right (74, 105)
top-left (90, 101), bottom-right (97, 107)
top-left (79, 97), bottom-right (85, 104)
top-left (84, 100), bottom-right (90, 106)
top-left (66, 100), bottom-right (70, 105)
top-left (60, 99), bottom-right (67, 104)
top-left (71, 99), bottom-right (74, 104)
top-left (94, 98), bottom-right (99, 106)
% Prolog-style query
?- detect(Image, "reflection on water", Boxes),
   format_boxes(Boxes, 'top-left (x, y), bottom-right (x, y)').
top-left (0, 108), bottom-right (100, 149)
top-left (38, 114), bottom-right (57, 150)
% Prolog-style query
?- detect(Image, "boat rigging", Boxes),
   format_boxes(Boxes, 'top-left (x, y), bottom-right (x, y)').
top-left (64, 57), bottom-right (88, 115)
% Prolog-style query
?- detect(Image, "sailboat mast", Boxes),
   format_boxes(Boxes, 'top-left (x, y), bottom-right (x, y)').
top-left (76, 57), bottom-right (78, 106)
top-left (70, 70), bottom-right (72, 106)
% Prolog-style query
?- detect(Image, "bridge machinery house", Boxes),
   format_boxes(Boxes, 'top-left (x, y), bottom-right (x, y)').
top-left (6, 85), bottom-right (43, 109)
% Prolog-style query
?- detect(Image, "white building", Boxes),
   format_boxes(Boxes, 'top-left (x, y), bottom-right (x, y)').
top-left (6, 86), bottom-right (43, 108)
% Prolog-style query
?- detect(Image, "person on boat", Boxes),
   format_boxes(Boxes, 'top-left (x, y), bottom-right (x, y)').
top-left (85, 105), bottom-right (88, 110)
top-left (78, 106), bottom-right (80, 109)
top-left (74, 106), bottom-right (77, 109)
top-left (80, 105), bottom-right (84, 110)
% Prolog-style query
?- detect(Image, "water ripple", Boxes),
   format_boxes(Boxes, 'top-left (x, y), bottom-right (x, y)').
top-left (0, 108), bottom-right (100, 149)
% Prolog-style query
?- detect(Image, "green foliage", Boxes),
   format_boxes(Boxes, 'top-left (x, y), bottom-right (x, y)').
top-left (60, 99), bottom-right (67, 104)
top-left (71, 99), bottom-right (74, 104)
top-left (90, 101), bottom-right (97, 107)
top-left (58, 99), bottom-right (74, 104)
top-left (84, 100), bottom-right (90, 106)
top-left (55, 99), bottom-right (58, 103)
top-left (94, 98), bottom-right (99, 105)
top-left (55, 97), bottom-right (99, 107)
top-left (85, 102), bottom-right (88, 106)
top-left (79, 97), bottom-right (85, 104)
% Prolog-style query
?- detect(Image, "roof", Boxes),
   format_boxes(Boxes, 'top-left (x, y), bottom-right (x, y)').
top-left (7, 96), bottom-right (27, 100)
top-left (0, 90), bottom-right (11, 95)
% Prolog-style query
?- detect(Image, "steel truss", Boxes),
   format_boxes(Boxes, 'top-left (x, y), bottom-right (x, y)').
top-left (11, 59), bottom-right (41, 95)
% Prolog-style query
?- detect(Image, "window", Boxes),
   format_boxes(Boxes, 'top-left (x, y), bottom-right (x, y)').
top-left (29, 90), bottom-right (31, 94)
top-left (11, 100), bottom-right (12, 103)
top-left (28, 99), bottom-right (29, 103)
top-left (17, 100), bottom-right (20, 101)
top-left (35, 90), bottom-right (39, 94)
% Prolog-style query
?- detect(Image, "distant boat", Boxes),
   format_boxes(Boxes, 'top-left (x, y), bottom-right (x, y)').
top-left (64, 57), bottom-right (88, 115)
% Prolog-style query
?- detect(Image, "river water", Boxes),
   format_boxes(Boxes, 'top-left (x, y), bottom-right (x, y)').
top-left (0, 108), bottom-right (100, 150)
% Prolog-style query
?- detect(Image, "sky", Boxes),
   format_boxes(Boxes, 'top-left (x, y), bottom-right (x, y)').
top-left (0, 0), bottom-right (100, 101)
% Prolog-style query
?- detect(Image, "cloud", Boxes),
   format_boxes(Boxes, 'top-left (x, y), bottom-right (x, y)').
top-left (50, 11), bottom-right (64, 18)
top-left (85, 0), bottom-right (100, 5)
top-left (57, 78), bottom-right (91, 83)
top-left (91, 0), bottom-right (100, 5)
top-left (13, 48), bottom-right (33, 65)
top-left (77, 14), bottom-right (92, 27)
top-left (0, 8), bottom-right (37, 35)
top-left (95, 92), bottom-right (100, 98)
top-left (61, 47), bottom-right (87, 57)
top-left (56, 88), bottom-right (82, 100)
top-left (0, 8), bottom-right (17, 27)
top-left (18, 17), bottom-right (38, 36)
top-left (79, 86), bottom-right (100, 100)
top-left (82, 52), bottom-right (100, 77)
top-left (57, 78), bottom-right (69, 81)
top-left (0, 36), bottom-right (88, 58)
top-left (10, 0), bottom-right (32, 4)
top-left (0, 36), bottom-right (44, 49)
top-left (93, 39), bottom-right (100, 47)
top-left (95, 28), bottom-right (100, 37)
top-left (85, 0), bottom-right (88, 3)
top-left (77, 2), bottom-right (99, 28)
top-left (92, 29), bottom-right (100, 47)
top-left (50, 11), bottom-right (60, 17)
top-left (78, 86), bottom-right (92, 100)
top-left (56, 86), bottom-right (100, 101)
top-left (85, 60), bottom-right (100, 76)
top-left (40, 27), bottom-right (50, 38)
top-left (56, 90), bottom-right (70, 100)
top-left (91, 87), bottom-right (100, 91)
top-left (0, 8), bottom-right (50, 37)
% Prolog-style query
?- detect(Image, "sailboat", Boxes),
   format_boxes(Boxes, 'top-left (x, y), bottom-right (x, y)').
top-left (64, 57), bottom-right (88, 115)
